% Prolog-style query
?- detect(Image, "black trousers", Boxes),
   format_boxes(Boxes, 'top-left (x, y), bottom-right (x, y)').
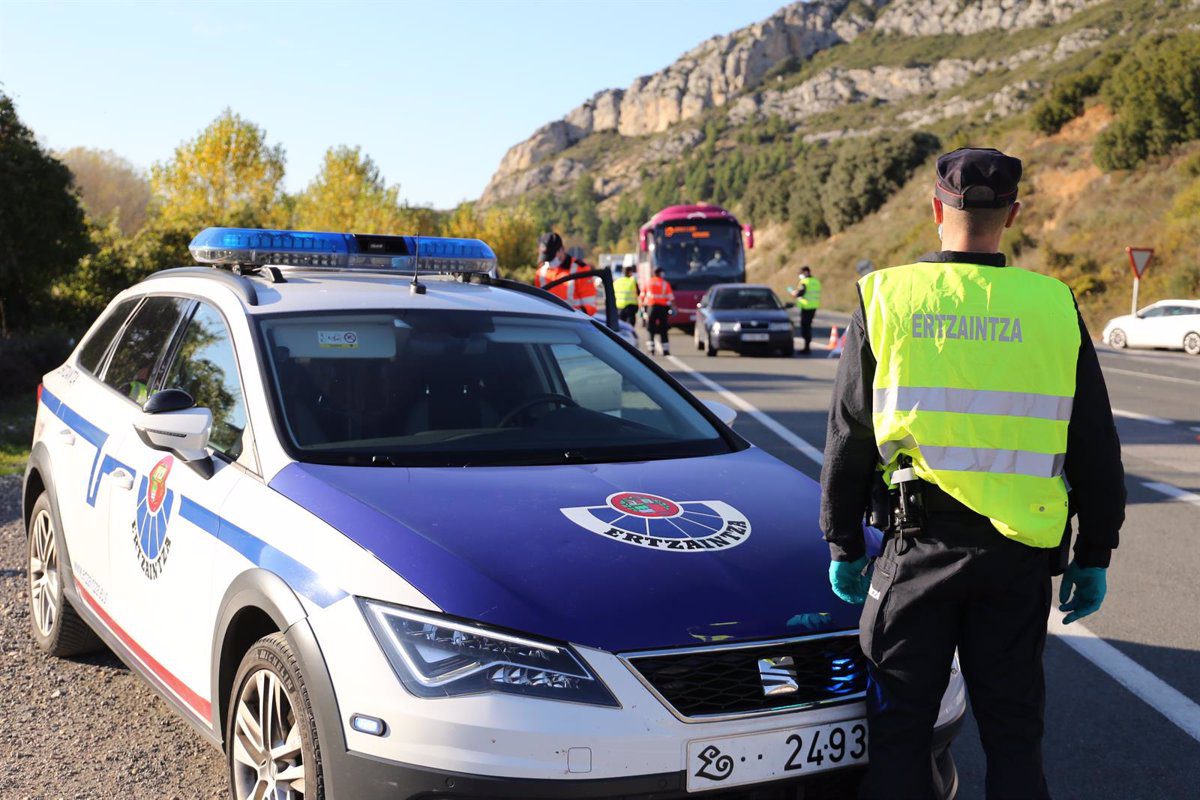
top-left (618, 304), bottom-right (638, 325)
top-left (799, 308), bottom-right (817, 350)
top-left (647, 306), bottom-right (670, 347)
top-left (859, 514), bottom-right (1053, 800)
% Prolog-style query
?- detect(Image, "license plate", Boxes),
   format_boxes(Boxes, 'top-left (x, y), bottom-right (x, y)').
top-left (741, 332), bottom-right (769, 342)
top-left (686, 718), bottom-right (867, 792)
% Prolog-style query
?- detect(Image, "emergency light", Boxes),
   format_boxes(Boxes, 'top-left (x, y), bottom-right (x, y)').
top-left (188, 227), bottom-right (498, 274)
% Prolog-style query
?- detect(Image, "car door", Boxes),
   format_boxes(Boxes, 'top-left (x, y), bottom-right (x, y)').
top-left (102, 299), bottom-right (251, 729)
top-left (1127, 305), bottom-right (1167, 347)
top-left (43, 297), bottom-right (142, 604)
top-left (1164, 305), bottom-right (1199, 348)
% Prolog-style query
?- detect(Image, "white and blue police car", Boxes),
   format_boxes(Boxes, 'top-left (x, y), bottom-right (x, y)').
top-left (23, 228), bottom-right (964, 799)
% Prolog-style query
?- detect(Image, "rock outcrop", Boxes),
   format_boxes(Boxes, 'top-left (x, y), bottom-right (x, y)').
top-left (481, 0), bottom-right (1100, 204)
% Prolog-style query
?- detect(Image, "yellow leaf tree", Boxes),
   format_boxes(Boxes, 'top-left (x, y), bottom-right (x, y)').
top-left (294, 145), bottom-right (423, 234)
top-left (443, 202), bottom-right (541, 280)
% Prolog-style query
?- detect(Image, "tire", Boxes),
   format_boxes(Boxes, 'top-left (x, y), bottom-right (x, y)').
top-left (1184, 331), bottom-right (1200, 356)
top-left (228, 633), bottom-right (325, 800)
top-left (705, 337), bottom-right (718, 357)
top-left (780, 345), bottom-right (795, 358)
top-left (27, 492), bottom-right (101, 657)
top-left (1109, 328), bottom-right (1127, 349)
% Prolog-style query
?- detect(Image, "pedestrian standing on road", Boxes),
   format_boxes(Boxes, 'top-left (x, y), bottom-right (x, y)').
top-left (641, 267), bottom-right (675, 356)
top-left (792, 265), bottom-right (821, 355)
top-left (820, 147), bottom-right (1126, 800)
top-left (535, 232), bottom-right (598, 316)
top-left (613, 265), bottom-right (640, 325)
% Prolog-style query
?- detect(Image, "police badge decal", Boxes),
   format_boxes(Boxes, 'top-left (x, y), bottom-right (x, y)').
top-left (133, 456), bottom-right (175, 579)
top-left (561, 491), bottom-right (751, 552)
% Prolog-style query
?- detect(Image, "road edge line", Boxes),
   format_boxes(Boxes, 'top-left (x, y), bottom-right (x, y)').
top-left (665, 355), bottom-right (825, 466)
top-left (1142, 481), bottom-right (1200, 508)
top-left (1048, 616), bottom-right (1200, 743)
top-left (1112, 409), bottom-right (1175, 426)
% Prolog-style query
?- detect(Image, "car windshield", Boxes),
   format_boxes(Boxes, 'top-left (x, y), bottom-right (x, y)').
top-left (712, 288), bottom-right (781, 310)
top-left (652, 221), bottom-right (743, 279)
top-left (257, 310), bottom-right (732, 466)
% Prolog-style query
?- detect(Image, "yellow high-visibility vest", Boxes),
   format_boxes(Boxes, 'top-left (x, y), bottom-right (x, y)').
top-left (613, 275), bottom-right (639, 308)
top-left (860, 261), bottom-right (1080, 548)
top-left (797, 276), bottom-right (822, 310)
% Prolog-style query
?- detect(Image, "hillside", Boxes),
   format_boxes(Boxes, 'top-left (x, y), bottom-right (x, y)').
top-left (479, 0), bottom-right (1200, 330)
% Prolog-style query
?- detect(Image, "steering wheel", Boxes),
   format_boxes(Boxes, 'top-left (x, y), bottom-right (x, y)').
top-left (498, 393), bottom-right (578, 427)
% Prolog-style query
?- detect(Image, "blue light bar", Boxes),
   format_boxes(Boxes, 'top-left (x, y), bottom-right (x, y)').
top-left (188, 227), bottom-right (497, 273)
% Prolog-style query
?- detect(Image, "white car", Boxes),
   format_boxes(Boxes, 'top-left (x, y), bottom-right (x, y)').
top-left (24, 227), bottom-right (964, 799)
top-left (1103, 299), bottom-right (1200, 355)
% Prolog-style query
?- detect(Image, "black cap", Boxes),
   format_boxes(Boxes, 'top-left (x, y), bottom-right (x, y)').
top-left (538, 232), bottom-right (563, 260)
top-left (935, 148), bottom-right (1022, 210)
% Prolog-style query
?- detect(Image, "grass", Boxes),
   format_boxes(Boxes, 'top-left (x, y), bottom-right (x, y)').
top-left (0, 396), bottom-right (34, 476)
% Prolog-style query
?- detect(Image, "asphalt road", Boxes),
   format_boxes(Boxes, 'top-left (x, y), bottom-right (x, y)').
top-left (661, 311), bottom-right (1200, 800)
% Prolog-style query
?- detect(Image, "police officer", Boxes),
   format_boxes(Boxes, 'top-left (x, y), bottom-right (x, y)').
top-left (791, 265), bottom-right (821, 354)
top-left (640, 266), bottom-right (675, 356)
top-left (613, 264), bottom-right (639, 325)
top-left (535, 232), bottom-right (598, 316)
top-left (820, 148), bottom-right (1125, 800)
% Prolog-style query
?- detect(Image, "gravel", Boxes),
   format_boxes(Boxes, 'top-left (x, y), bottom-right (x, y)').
top-left (0, 475), bottom-right (226, 798)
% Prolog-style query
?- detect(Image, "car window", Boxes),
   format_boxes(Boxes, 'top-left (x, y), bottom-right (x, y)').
top-left (712, 288), bottom-right (782, 310)
top-left (162, 303), bottom-right (247, 459)
top-left (77, 298), bottom-right (139, 375)
top-left (103, 296), bottom-right (190, 405)
top-left (1166, 305), bottom-right (1199, 316)
top-left (1140, 306), bottom-right (1166, 318)
top-left (258, 310), bottom-right (732, 467)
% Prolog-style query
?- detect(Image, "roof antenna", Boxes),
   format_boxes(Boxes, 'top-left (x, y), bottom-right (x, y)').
top-left (410, 234), bottom-right (426, 295)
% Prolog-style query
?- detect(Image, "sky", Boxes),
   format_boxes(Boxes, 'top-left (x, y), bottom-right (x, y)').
top-left (0, 0), bottom-right (786, 208)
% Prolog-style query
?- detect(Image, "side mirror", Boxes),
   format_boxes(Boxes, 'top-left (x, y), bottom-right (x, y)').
top-left (135, 389), bottom-right (214, 477)
top-left (702, 398), bottom-right (738, 427)
top-left (743, 224), bottom-right (755, 250)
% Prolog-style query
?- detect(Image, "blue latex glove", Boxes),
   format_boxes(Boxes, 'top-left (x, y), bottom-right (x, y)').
top-left (1059, 562), bottom-right (1108, 624)
top-left (829, 556), bottom-right (871, 605)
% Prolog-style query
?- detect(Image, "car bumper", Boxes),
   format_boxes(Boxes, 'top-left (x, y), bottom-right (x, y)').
top-left (714, 330), bottom-right (794, 350)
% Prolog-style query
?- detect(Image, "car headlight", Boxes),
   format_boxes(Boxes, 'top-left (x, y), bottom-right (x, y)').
top-left (359, 600), bottom-right (619, 706)
top-left (768, 322), bottom-right (793, 331)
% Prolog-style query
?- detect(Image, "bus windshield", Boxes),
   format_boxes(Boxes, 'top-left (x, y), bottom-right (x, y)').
top-left (652, 221), bottom-right (744, 281)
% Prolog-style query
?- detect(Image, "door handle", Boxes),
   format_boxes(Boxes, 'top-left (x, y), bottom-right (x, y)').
top-left (108, 468), bottom-right (134, 492)
top-left (58, 428), bottom-right (76, 446)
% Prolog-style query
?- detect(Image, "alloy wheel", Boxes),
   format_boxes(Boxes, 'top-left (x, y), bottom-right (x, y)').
top-left (1109, 328), bottom-right (1126, 349)
top-left (232, 668), bottom-right (306, 799)
top-left (1184, 332), bottom-right (1200, 356)
top-left (28, 510), bottom-right (59, 638)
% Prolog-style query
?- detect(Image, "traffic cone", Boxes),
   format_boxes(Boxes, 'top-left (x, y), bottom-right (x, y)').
top-left (827, 325), bottom-right (840, 349)
top-left (829, 331), bottom-right (847, 358)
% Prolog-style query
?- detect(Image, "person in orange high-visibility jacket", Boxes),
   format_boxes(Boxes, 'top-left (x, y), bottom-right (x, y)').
top-left (640, 266), bottom-right (674, 355)
top-left (534, 232), bottom-right (598, 316)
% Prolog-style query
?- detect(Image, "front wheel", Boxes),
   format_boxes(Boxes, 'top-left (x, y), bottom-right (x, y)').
top-left (228, 633), bottom-right (324, 800)
top-left (1184, 331), bottom-right (1200, 356)
top-left (1109, 328), bottom-right (1127, 349)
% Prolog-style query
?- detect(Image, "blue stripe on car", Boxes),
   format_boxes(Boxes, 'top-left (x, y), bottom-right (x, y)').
top-left (40, 387), bottom-right (133, 506)
top-left (178, 497), bottom-right (347, 608)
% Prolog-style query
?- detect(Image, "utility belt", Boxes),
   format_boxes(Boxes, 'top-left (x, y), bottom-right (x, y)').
top-left (867, 457), bottom-right (1072, 573)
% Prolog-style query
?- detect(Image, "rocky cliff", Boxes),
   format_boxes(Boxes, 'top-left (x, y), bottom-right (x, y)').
top-left (480, 0), bottom-right (1099, 205)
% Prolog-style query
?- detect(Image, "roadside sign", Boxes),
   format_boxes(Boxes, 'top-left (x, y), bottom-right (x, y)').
top-left (1127, 247), bottom-right (1153, 278)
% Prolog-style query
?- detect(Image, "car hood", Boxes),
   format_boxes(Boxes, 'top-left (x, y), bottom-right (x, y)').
top-left (269, 447), bottom-right (856, 652)
top-left (1105, 314), bottom-right (1137, 329)
top-left (708, 309), bottom-right (791, 323)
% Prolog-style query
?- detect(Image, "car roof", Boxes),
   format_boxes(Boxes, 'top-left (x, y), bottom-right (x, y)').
top-left (712, 283), bottom-right (773, 291)
top-left (134, 267), bottom-right (581, 319)
top-left (1153, 299), bottom-right (1200, 307)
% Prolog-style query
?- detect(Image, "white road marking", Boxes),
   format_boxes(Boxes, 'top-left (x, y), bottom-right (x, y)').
top-left (1142, 482), bottom-right (1200, 508)
top-left (1112, 409), bottom-right (1175, 426)
top-left (1102, 366), bottom-right (1200, 386)
top-left (665, 356), bottom-right (825, 465)
top-left (1049, 616), bottom-right (1200, 743)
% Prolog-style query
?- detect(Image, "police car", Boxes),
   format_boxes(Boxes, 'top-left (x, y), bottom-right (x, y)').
top-left (23, 228), bottom-right (964, 799)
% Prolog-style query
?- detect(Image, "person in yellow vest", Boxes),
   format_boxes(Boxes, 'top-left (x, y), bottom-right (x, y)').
top-left (791, 265), bottom-right (821, 355)
top-left (640, 267), bottom-right (674, 356)
top-left (613, 264), bottom-right (639, 325)
top-left (820, 148), bottom-right (1125, 799)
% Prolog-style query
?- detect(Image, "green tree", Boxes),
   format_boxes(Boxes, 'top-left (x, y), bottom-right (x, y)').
top-left (820, 132), bottom-right (939, 232)
top-left (442, 202), bottom-right (541, 280)
top-left (0, 92), bottom-right (89, 334)
top-left (293, 145), bottom-right (418, 234)
top-left (150, 109), bottom-right (288, 230)
top-left (57, 147), bottom-right (152, 236)
top-left (1095, 33), bottom-right (1200, 170)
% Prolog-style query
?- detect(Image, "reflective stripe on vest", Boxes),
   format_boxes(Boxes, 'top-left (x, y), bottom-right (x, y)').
top-left (642, 278), bottom-right (673, 306)
top-left (860, 261), bottom-right (1080, 548)
top-left (797, 276), bottom-right (821, 310)
top-left (613, 276), bottom-right (638, 307)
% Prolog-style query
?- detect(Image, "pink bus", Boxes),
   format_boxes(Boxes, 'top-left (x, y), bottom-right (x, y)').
top-left (637, 204), bottom-right (754, 329)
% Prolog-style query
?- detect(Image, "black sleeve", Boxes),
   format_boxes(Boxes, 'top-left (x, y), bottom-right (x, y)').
top-left (819, 292), bottom-right (879, 562)
top-left (1064, 310), bottom-right (1126, 568)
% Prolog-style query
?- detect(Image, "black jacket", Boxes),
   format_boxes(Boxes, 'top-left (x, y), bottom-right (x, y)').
top-left (819, 251), bottom-right (1125, 568)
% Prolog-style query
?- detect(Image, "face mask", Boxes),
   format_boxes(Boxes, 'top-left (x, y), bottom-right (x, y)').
top-left (550, 254), bottom-right (564, 267)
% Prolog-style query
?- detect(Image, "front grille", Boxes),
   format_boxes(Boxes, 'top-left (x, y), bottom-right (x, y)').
top-left (625, 634), bottom-right (867, 719)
